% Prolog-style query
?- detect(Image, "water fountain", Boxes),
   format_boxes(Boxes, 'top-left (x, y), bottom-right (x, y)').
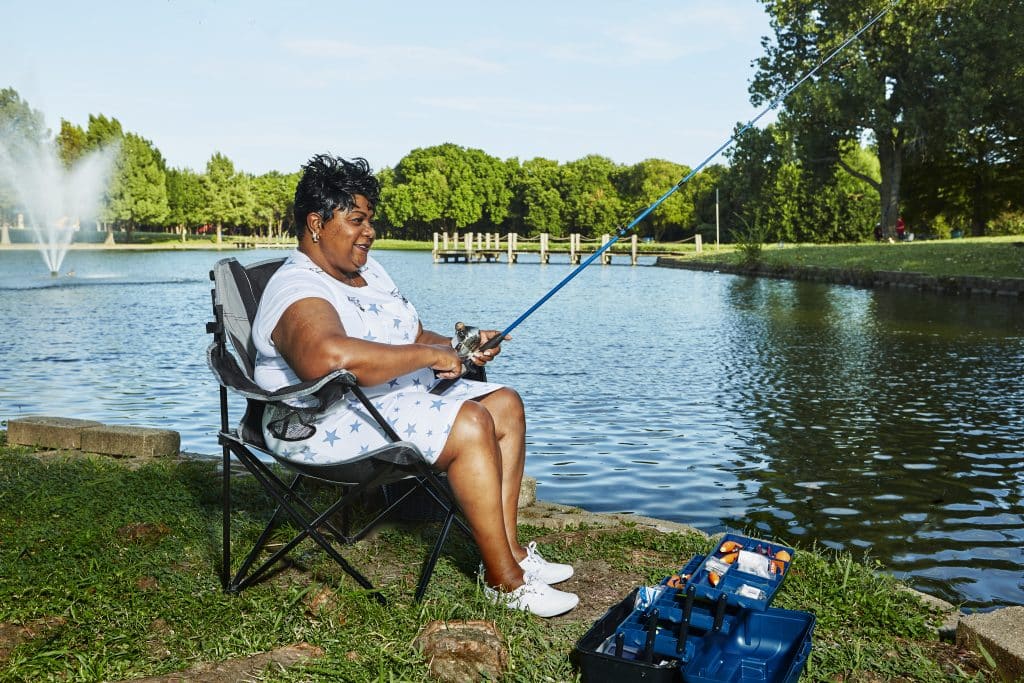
top-left (0, 129), bottom-right (115, 276)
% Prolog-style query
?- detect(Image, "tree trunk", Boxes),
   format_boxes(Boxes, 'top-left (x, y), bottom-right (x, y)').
top-left (876, 129), bottom-right (904, 239)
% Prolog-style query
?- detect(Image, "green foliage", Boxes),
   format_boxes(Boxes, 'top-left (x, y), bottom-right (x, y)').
top-left (0, 88), bottom-right (50, 223)
top-left (558, 154), bottom-right (623, 237)
top-left (617, 158), bottom-right (694, 241)
top-left (105, 133), bottom-right (170, 234)
top-left (733, 211), bottom-right (769, 265)
top-left (201, 153), bottom-right (254, 234)
top-left (987, 211), bottom-right (1024, 237)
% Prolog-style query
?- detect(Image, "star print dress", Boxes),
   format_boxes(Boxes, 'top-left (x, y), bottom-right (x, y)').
top-left (252, 250), bottom-right (504, 466)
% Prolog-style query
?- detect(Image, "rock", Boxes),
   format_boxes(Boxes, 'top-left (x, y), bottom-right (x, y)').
top-left (414, 619), bottom-right (508, 682)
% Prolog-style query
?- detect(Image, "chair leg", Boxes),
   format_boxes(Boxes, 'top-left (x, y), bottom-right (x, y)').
top-left (224, 441), bottom-right (382, 600)
top-left (415, 509), bottom-right (457, 602)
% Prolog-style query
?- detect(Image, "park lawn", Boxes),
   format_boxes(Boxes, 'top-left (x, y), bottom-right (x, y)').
top-left (0, 435), bottom-right (994, 682)
top-left (691, 235), bottom-right (1024, 280)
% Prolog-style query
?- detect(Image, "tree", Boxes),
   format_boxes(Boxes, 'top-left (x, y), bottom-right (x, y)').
top-left (200, 153), bottom-right (254, 241)
top-left (900, 1), bottom-right (1024, 234)
top-left (0, 88), bottom-right (50, 225)
top-left (105, 133), bottom-right (169, 238)
top-left (513, 157), bottom-right (564, 237)
top-left (166, 167), bottom-right (204, 237)
top-left (56, 119), bottom-right (88, 168)
top-left (251, 171), bottom-right (297, 239)
top-left (382, 143), bottom-right (510, 238)
top-left (752, 0), bottom-right (950, 237)
top-left (558, 155), bottom-right (623, 238)
top-left (617, 158), bottom-right (694, 241)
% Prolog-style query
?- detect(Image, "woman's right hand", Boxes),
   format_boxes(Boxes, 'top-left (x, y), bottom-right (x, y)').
top-left (430, 344), bottom-right (464, 379)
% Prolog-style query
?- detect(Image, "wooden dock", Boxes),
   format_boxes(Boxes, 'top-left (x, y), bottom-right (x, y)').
top-left (432, 232), bottom-right (701, 265)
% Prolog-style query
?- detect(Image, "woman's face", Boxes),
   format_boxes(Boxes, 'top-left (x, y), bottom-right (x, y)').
top-left (316, 194), bottom-right (375, 275)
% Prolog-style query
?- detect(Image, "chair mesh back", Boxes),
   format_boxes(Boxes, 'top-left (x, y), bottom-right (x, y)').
top-left (212, 257), bottom-right (286, 376)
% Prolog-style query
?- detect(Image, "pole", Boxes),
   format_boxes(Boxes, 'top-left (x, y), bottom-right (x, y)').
top-left (715, 188), bottom-right (720, 251)
top-left (430, 2), bottom-right (897, 394)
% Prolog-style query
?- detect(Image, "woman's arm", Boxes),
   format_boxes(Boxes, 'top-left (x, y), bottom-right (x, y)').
top-left (272, 297), bottom-right (463, 385)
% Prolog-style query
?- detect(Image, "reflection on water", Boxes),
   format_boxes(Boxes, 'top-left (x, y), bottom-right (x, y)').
top-left (1, 248), bottom-right (1022, 608)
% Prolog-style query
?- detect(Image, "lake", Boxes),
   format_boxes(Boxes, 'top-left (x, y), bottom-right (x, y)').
top-left (2, 247), bottom-right (1022, 609)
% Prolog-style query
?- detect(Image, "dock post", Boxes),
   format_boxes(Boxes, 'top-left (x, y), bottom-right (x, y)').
top-left (601, 234), bottom-right (611, 264)
top-left (507, 233), bottom-right (516, 263)
top-left (695, 234), bottom-right (703, 254)
top-left (1, 224), bottom-right (9, 246)
top-left (631, 233), bottom-right (638, 265)
top-left (540, 233), bottom-right (550, 264)
top-left (464, 232), bottom-right (473, 261)
top-left (443, 231), bottom-right (450, 249)
top-left (569, 234), bottom-right (577, 264)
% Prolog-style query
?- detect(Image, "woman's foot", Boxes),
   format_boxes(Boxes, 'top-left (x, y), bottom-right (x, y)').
top-left (483, 573), bottom-right (579, 617)
top-left (518, 541), bottom-right (574, 584)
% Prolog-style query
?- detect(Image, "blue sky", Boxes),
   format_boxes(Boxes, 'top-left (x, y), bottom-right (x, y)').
top-left (3, 1), bottom-right (775, 176)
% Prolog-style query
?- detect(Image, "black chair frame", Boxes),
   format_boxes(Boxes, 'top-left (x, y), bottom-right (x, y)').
top-left (206, 256), bottom-right (471, 601)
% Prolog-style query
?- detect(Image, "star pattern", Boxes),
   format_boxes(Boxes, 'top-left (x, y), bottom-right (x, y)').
top-left (267, 257), bottom-right (501, 467)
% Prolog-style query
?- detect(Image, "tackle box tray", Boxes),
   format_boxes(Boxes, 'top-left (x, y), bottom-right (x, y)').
top-left (683, 533), bottom-right (795, 611)
top-left (575, 584), bottom-right (814, 682)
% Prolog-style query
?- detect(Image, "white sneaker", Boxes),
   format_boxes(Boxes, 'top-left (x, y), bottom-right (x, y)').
top-left (483, 573), bottom-right (579, 618)
top-left (519, 541), bottom-right (574, 585)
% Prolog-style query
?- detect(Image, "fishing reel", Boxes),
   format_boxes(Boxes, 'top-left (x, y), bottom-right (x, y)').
top-left (450, 321), bottom-right (487, 383)
top-left (453, 321), bottom-right (482, 359)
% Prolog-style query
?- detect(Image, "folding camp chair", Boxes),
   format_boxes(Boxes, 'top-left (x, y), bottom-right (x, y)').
top-left (206, 256), bottom-right (470, 601)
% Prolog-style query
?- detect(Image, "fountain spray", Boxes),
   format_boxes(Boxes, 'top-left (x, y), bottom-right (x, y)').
top-left (0, 124), bottom-right (116, 276)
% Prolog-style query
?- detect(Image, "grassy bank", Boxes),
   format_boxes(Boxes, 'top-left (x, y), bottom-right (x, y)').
top-left (0, 437), bottom-right (993, 682)
top-left (688, 236), bottom-right (1024, 280)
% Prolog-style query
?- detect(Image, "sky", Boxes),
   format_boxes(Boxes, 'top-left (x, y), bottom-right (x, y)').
top-left (3, 1), bottom-right (777, 176)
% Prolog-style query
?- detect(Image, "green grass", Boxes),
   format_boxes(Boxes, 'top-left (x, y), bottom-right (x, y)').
top-left (689, 235), bottom-right (1024, 280)
top-left (0, 442), bottom-right (993, 682)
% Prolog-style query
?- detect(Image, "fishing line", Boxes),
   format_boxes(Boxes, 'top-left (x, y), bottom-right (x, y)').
top-left (433, 2), bottom-right (896, 393)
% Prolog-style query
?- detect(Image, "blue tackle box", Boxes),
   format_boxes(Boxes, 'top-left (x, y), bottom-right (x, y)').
top-left (575, 535), bottom-right (814, 682)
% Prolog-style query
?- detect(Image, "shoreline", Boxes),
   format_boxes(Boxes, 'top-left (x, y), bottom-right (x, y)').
top-left (657, 255), bottom-right (1024, 299)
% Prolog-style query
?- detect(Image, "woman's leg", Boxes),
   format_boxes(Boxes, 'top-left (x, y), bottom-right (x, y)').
top-left (476, 387), bottom-right (528, 561)
top-left (434, 400), bottom-right (524, 590)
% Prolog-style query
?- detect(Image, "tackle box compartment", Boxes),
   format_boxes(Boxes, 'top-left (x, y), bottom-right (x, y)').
top-left (683, 533), bottom-right (795, 611)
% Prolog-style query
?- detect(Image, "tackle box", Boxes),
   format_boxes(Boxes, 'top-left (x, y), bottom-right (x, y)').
top-left (575, 536), bottom-right (814, 682)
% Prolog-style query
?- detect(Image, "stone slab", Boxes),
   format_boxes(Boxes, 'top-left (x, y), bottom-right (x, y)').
top-left (957, 606), bottom-right (1024, 681)
top-left (7, 416), bottom-right (104, 450)
top-left (80, 424), bottom-right (180, 458)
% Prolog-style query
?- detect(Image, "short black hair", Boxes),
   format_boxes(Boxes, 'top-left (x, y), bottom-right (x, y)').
top-left (292, 154), bottom-right (380, 239)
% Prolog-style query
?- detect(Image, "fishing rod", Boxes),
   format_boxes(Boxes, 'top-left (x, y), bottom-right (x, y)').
top-left (432, 2), bottom-right (895, 394)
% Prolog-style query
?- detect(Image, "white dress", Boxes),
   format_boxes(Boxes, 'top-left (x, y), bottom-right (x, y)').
top-left (252, 250), bottom-right (504, 465)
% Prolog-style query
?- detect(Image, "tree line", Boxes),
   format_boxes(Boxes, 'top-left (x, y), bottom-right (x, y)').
top-left (1, 0), bottom-right (1020, 244)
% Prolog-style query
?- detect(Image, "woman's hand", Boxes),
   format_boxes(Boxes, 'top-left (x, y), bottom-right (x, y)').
top-left (468, 330), bottom-right (510, 366)
top-left (430, 344), bottom-right (465, 379)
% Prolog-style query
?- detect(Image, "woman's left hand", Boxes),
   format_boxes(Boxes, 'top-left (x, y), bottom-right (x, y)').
top-left (469, 330), bottom-right (509, 366)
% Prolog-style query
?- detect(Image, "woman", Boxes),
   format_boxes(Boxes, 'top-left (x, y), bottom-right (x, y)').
top-left (252, 153), bottom-right (577, 618)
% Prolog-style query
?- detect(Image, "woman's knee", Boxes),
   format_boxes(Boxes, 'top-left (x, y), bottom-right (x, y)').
top-left (484, 387), bottom-right (525, 426)
top-left (449, 400), bottom-right (499, 446)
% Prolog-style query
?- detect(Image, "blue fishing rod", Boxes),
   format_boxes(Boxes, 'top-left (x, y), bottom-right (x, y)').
top-left (432, 2), bottom-right (895, 394)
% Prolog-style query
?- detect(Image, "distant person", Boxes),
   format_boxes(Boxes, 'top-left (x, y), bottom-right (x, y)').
top-left (896, 217), bottom-right (906, 241)
top-left (873, 223), bottom-right (883, 241)
top-left (251, 153), bottom-right (577, 617)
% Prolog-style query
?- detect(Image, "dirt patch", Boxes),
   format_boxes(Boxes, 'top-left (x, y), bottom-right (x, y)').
top-left (119, 642), bottom-right (324, 683)
top-left (0, 616), bottom-right (66, 663)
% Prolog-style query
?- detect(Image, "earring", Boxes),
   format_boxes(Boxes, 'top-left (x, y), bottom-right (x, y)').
top-left (311, 232), bottom-right (320, 243)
